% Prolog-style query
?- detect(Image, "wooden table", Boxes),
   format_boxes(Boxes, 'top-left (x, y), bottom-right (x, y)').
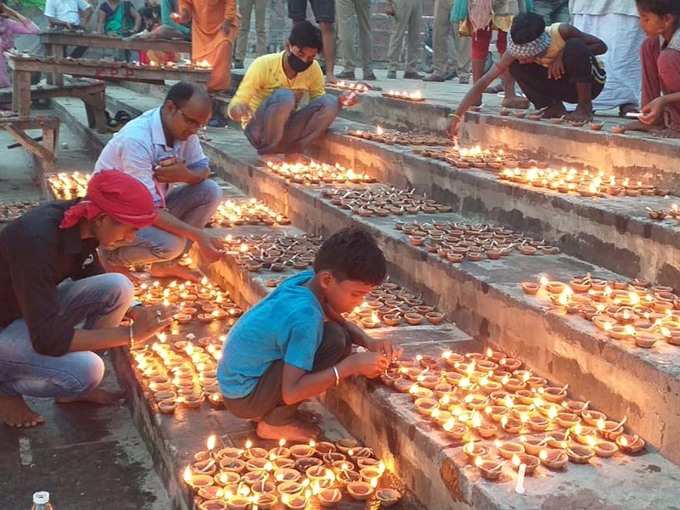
top-left (0, 114), bottom-right (59, 173)
top-left (40, 30), bottom-right (192, 85)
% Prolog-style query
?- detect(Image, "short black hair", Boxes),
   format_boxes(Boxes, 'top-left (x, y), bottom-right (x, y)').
top-left (635, 0), bottom-right (680, 16)
top-left (289, 20), bottom-right (323, 52)
top-left (314, 227), bottom-right (386, 285)
top-left (510, 12), bottom-right (546, 44)
top-left (164, 81), bottom-right (210, 108)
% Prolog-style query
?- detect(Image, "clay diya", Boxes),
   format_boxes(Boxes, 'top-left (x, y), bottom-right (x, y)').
top-left (318, 488), bottom-right (342, 507)
top-left (591, 440), bottom-right (619, 458)
top-left (616, 434), bottom-right (645, 454)
top-left (512, 453), bottom-right (540, 476)
top-left (566, 445), bottom-right (595, 464)
top-left (199, 500), bottom-right (227, 510)
top-left (539, 449), bottom-right (568, 470)
top-left (346, 480), bottom-right (374, 500)
top-left (477, 458), bottom-right (505, 481)
top-left (376, 488), bottom-right (402, 507)
top-left (497, 441), bottom-right (525, 460)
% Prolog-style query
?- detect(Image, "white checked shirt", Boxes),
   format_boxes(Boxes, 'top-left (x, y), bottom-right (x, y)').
top-left (94, 107), bottom-right (209, 207)
top-left (44, 0), bottom-right (91, 25)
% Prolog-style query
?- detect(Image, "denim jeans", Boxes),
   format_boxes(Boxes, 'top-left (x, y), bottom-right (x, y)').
top-left (0, 273), bottom-right (134, 398)
top-left (102, 179), bottom-right (223, 267)
top-left (245, 90), bottom-right (340, 155)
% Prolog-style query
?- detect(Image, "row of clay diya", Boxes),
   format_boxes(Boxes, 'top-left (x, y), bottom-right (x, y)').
top-left (264, 159), bottom-right (375, 186)
top-left (646, 203), bottom-right (680, 221)
top-left (380, 349), bottom-right (645, 484)
top-left (498, 167), bottom-right (664, 198)
top-left (499, 109), bottom-right (632, 134)
top-left (396, 220), bottom-right (560, 261)
top-left (183, 436), bottom-right (403, 509)
top-left (345, 281), bottom-right (445, 328)
top-left (8, 51), bottom-right (212, 72)
top-left (210, 198), bottom-right (291, 228)
top-left (382, 90), bottom-right (425, 102)
top-left (320, 185), bottom-right (452, 217)
top-left (132, 333), bottom-right (225, 414)
top-left (413, 145), bottom-right (507, 170)
top-left (222, 234), bottom-right (323, 274)
top-left (47, 171), bottom-right (89, 200)
top-left (134, 278), bottom-right (244, 325)
top-left (0, 200), bottom-right (40, 223)
top-left (348, 127), bottom-right (451, 147)
top-left (326, 80), bottom-right (371, 93)
top-left (521, 274), bottom-right (680, 350)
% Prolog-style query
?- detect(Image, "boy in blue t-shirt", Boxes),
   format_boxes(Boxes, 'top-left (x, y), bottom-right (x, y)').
top-left (218, 228), bottom-right (395, 441)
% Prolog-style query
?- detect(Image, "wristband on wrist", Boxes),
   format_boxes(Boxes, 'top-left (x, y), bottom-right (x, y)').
top-left (332, 366), bottom-right (340, 386)
top-left (129, 324), bottom-right (134, 349)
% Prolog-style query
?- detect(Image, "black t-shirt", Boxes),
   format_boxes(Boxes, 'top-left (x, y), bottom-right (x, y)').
top-left (0, 200), bottom-right (103, 356)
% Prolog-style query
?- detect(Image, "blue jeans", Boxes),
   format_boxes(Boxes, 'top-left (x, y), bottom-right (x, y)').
top-left (102, 179), bottom-right (223, 266)
top-left (0, 273), bottom-right (134, 398)
top-left (245, 90), bottom-right (340, 155)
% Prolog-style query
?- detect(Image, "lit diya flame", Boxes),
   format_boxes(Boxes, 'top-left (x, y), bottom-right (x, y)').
top-left (207, 434), bottom-right (217, 451)
top-left (183, 466), bottom-right (192, 484)
top-left (376, 125), bottom-right (384, 136)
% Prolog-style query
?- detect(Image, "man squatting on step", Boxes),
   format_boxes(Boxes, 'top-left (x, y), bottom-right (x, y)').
top-left (95, 82), bottom-right (225, 282)
top-left (227, 21), bottom-right (359, 155)
top-left (218, 228), bottom-right (400, 441)
top-left (450, 12), bottom-right (608, 137)
top-left (0, 171), bottom-right (173, 428)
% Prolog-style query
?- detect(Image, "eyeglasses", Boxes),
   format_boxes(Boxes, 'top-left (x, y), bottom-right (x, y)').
top-left (174, 103), bottom-right (207, 129)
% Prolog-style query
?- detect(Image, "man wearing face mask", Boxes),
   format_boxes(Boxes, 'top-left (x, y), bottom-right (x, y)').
top-left (228, 21), bottom-right (358, 155)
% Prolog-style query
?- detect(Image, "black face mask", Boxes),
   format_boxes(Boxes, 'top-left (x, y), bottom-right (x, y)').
top-left (287, 51), bottom-right (313, 73)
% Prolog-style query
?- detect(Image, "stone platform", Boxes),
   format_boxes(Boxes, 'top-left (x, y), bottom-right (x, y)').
top-left (51, 83), bottom-right (680, 509)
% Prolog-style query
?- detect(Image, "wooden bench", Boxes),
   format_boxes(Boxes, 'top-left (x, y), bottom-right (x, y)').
top-left (40, 30), bottom-right (192, 86)
top-left (0, 113), bottom-right (59, 173)
top-left (4, 72), bottom-right (107, 132)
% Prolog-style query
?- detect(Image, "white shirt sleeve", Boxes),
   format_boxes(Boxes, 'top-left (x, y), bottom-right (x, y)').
top-left (44, 0), bottom-right (57, 17)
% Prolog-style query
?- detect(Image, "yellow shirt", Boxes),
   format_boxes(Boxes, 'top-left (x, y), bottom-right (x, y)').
top-left (228, 52), bottom-right (326, 116)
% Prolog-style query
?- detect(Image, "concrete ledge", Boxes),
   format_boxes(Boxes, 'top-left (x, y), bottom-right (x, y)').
top-left (197, 136), bottom-right (680, 462)
top-left (312, 131), bottom-right (680, 290)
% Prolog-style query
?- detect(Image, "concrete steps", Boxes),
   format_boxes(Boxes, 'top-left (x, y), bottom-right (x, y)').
top-left (57, 85), bottom-right (680, 508)
top-left (310, 129), bottom-right (680, 291)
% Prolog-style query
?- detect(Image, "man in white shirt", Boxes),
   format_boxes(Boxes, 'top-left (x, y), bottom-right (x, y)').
top-left (44, 0), bottom-right (93, 58)
top-left (94, 82), bottom-right (224, 282)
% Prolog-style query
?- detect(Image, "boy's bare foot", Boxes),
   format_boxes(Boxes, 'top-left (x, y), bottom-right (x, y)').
top-left (0, 395), bottom-right (45, 428)
top-left (620, 120), bottom-right (663, 133)
top-left (658, 127), bottom-right (680, 139)
top-left (149, 262), bottom-right (202, 283)
top-left (56, 388), bottom-right (125, 405)
top-left (501, 96), bottom-right (530, 109)
top-left (256, 419), bottom-right (320, 442)
top-left (564, 105), bottom-right (593, 124)
top-left (540, 103), bottom-right (567, 118)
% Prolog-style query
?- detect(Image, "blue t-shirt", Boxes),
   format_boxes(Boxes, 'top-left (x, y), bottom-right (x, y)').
top-left (217, 270), bottom-right (324, 399)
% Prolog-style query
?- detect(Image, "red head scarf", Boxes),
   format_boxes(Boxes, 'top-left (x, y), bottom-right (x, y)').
top-left (59, 170), bottom-right (157, 229)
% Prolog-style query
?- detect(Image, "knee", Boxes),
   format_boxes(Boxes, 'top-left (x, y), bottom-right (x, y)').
top-left (153, 235), bottom-right (187, 261)
top-left (315, 94), bottom-right (340, 118)
top-left (102, 273), bottom-right (135, 310)
top-left (271, 89), bottom-right (296, 108)
top-left (641, 36), bottom-right (657, 58)
top-left (61, 352), bottom-right (105, 395)
top-left (563, 37), bottom-right (589, 58)
top-left (322, 322), bottom-right (350, 361)
top-left (658, 50), bottom-right (680, 89)
top-left (195, 178), bottom-right (224, 206)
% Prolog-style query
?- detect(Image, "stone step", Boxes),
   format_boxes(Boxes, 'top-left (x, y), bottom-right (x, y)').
top-left (193, 135), bottom-right (680, 464)
top-left (193, 226), bottom-right (680, 510)
top-left (310, 128), bottom-right (680, 291)
top-left (61, 86), bottom-right (680, 509)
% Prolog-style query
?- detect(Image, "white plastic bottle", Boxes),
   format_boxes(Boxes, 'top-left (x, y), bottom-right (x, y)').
top-left (31, 491), bottom-right (53, 510)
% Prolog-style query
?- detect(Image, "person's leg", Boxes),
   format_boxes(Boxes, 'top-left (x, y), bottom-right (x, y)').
top-left (277, 94), bottom-right (340, 153)
top-left (531, 0), bottom-right (553, 26)
top-left (355, 0), bottom-right (373, 77)
top-left (165, 179), bottom-right (224, 229)
top-left (403, 0), bottom-right (422, 76)
top-left (657, 48), bottom-right (680, 133)
top-left (336, 0), bottom-right (357, 75)
top-left (312, 0), bottom-right (336, 80)
top-left (70, 46), bottom-right (88, 58)
top-left (560, 37), bottom-right (604, 122)
top-left (244, 89), bottom-right (297, 154)
top-left (453, 22), bottom-right (472, 80)
top-left (0, 274), bottom-right (133, 426)
top-left (428, 0), bottom-right (451, 78)
top-left (235, 0), bottom-right (255, 64)
top-left (254, 0), bottom-right (268, 56)
top-left (387, 0), bottom-right (410, 74)
top-left (496, 30), bottom-right (527, 107)
top-left (509, 61), bottom-right (565, 114)
top-left (287, 0), bottom-right (307, 22)
top-left (207, 40), bottom-right (234, 94)
top-left (553, 0), bottom-right (570, 24)
top-left (471, 27), bottom-right (492, 83)
top-left (624, 36), bottom-right (663, 132)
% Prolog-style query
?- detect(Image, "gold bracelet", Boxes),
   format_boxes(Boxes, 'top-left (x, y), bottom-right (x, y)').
top-left (332, 366), bottom-right (340, 386)
top-left (449, 112), bottom-right (461, 120)
top-left (129, 324), bottom-right (134, 350)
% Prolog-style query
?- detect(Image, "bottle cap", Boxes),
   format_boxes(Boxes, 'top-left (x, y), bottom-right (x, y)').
top-left (33, 492), bottom-right (50, 505)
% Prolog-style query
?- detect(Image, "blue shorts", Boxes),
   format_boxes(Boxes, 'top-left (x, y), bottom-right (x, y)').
top-left (287, 0), bottom-right (335, 23)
